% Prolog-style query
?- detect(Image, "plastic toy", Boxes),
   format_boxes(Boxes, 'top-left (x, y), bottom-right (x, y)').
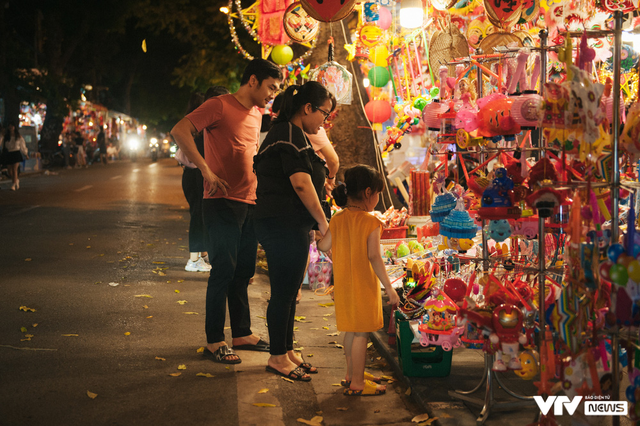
top-left (489, 303), bottom-right (527, 371)
top-left (488, 219), bottom-right (512, 242)
top-left (477, 168), bottom-right (521, 220)
top-left (514, 349), bottom-right (540, 380)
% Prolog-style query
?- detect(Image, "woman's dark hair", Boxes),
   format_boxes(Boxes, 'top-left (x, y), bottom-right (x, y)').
top-left (205, 85), bottom-right (229, 100)
top-left (4, 121), bottom-right (20, 140)
top-left (274, 81), bottom-right (337, 124)
top-left (240, 58), bottom-right (283, 86)
top-left (271, 93), bottom-right (284, 115)
top-left (333, 165), bottom-right (385, 208)
top-left (186, 92), bottom-right (204, 115)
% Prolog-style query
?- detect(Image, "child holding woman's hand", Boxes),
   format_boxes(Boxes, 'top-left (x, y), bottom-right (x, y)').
top-left (317, 165), bottom-right (400, 396)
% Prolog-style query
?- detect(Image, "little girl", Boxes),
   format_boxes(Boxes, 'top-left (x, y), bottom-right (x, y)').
top-left (317, 165), bottom-right (400, 396)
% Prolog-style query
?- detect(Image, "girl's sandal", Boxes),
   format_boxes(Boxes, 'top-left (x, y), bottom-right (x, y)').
top-left (298, 362), bottom-right (318, 374)
top-left (341, 372), bottom-right (381, 387)
top-left (343, 380), bottom-right (386, 396)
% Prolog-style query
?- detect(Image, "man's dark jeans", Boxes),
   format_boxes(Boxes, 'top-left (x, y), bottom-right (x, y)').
top-left (203, 198), bottom-right (257, 343)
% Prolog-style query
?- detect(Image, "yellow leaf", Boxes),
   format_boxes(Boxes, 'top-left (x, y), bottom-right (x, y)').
top-left (196, 347), bottom-right (205, 353)
top-left (169, 373), bottom-right (181, 377)
top-left (258, 388), bottom-right (269, 394)
top-left (418, 418), bottom-right (438, 425)
top-left (155, 357), bottom-right (166, 361)
top-left (61, 334), bottom-right (78, 337)
top-left (296, 416), bottom-right (323, 425)
top-left (158, 272), bottom-right (166, 276)
top-left (406, 387), bottom-right (412, 396)
top-left (318, 302), bottom-right (334, 307)
top-left (174, 289), bottom-right (180, 293)
top-left (327, 332), bottom-right (340, 336)
top-left (19, 306), bottom-right (36, 312)
top-left (20, 327), bottom-right (27, 333)
top-left (196, 372), bottom-right (215, 378)
top-left (177, 300), bottom-right (188, 305)
top-left (335, 344), bottom-right (343, 349)
top-left (146, 316), bottom-right (153, 319)
top-left (332, 383), bottom-right (342, 386)
top-left (69, 243), bottom-right (74, 245)
top-left (412, 414), bottom-right (430, 423)
top-left (86, 246), bottom-right (91, 249)
top-left (20, 338), bottom-right (31, 342)
top-left (124, 332), bottom-right (131, 336)
top-left (256, 315), bottom-right (266, 319)
top-left (367, 342), bottom-right (373, 348)
top-left (25, 334), bottom-right (34, 338)
top-left (322, 327), bottom-right (329, 330)
top-left (166, 281), bottom-right (171, 284)
top-left (143, 305), bottom-right (149, 309)
top-left (178, 364), bottom-right (186, 370)
top-left (177, 280), bottom-right (184, 283)
top-left (87, 391), bottom-right (98, 399)
top-left (253, 403), bottom-right (276, 408)
top-left (293, 327), bottom-right (299, 331)
top-left (336, 407), bottom-right (348, 411)
top-left (183, 312), bottom-right (199, 315)
top-left (328, 341), bottom-right (337, 345)
top-left (141, 39), bottom-right (147, 52)
top-left (323, 313), bottom-right (333, 316)
top-left (307, 354), bottom-right (313, 357)
top-left (294, 316), bottom-right (306, 322)
top-left (134, 295), bottom-right (153, 298)
top-left (282, 377), bottom-right (294, 383)
top-left (32, 323), bottom-right (38, 327)
top-left (152, 261), bottom-right (165, 264)
top-left (294, 347), bottom-right (304, 351)
top-left (25, 258), bottom-right (32, 262)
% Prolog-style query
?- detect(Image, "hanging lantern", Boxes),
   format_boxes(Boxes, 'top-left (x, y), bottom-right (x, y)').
top-left (365, 100), bottom-right (392, 130)
top-left (271, 45), bottom-right (294, 65)
top-left (300, 0), bottom-right (356, 22)
top-left (368, 66), bottom-right (390, 87)
top-left (511, 91), bottom-right (543, 130)
top-left (283, 2), bottom-right (320, 44)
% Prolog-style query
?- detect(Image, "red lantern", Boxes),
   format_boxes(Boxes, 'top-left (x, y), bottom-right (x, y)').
top-left (300, 0), bottom-right (356, 22)
top-left (365, 100), bottom-right (392, 130)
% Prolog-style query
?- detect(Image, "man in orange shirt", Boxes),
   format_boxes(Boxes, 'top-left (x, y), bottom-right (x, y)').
top-left (171, 59), bottom-right (282, 364)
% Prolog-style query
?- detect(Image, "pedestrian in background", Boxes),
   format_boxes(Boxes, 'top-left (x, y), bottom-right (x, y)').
top-left (74, 130), bottom-right (87, 168)
top-left (97, 127), bottom-right (107, 165)
top-left (254, 81), bottom-right (335, 381)
top-left (171, 59), bottom-right (282, 364)
top-left (62, 132), bottom-right (72, 169)
top-left (317, 165), bottom-right (400, 396)
top-left (0, 122), bottom-right (28, 191)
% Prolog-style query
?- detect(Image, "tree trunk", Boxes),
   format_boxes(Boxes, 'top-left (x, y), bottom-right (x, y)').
top-left (39, 97), bottom-right (65, 152)
top-left (313, 17), bottom-right (402, 209)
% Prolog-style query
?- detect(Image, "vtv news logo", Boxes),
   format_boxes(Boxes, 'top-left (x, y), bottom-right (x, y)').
top-left (534, 396), bottom-right (628, 416)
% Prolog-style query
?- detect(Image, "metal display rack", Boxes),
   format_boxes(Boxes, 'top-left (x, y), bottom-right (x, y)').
top-left (447, 12), bottom-right (626, 424)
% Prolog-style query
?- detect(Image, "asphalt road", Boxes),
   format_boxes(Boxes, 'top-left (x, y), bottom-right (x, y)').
top-left (0, 159), bottom-right (420, 426)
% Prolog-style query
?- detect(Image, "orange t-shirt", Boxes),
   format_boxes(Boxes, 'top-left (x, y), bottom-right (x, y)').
top-left (186, 94), bottom-right (262, 204)
top-left (330, 209), bottom-right (384, 332)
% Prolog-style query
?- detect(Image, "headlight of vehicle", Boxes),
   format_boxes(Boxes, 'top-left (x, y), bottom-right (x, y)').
top-left (128, 137), bottom-right (139, 150)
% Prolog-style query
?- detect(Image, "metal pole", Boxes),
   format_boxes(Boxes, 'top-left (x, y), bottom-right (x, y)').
top-left (537, 30), bottom-right (547, 159)
top-left (538, 216), bottom-right (546, 342)
top-left (611, 11), bottom-right (622, 426)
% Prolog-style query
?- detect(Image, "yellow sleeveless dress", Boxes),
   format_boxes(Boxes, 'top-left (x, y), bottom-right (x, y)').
top-left (330, 209), bottom-right (384, 332)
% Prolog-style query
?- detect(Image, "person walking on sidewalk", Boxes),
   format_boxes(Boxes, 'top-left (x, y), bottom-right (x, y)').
top-left (0, 122), bottom-right (28, 191)
top-left (254, 82), bottom-right (335, 381)
top-left (74, 130), bottom-right (87, 168)
top-left (97, 128), bottom-right (108, 165)
top-left (317, 165), bottom-right (401, 395)
top-left (171, 59), bottom-right (282, 364)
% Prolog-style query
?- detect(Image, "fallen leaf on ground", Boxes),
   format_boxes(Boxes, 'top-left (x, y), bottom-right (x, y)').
top-left (152, 261), bottom-right (165, 264)
top-left (177, 364), bottom-right (186, 370)
top-left (296, 416), bottom-right (323, 425)
top-left (336, 407), bottom-right (348, 411)
top-left (323, 313), bottom-right (333, 316)
top-left (143, 305), bottom-right (149, 309)
top-left (124, 332), bottom-right (131, 336)
top-left (183, 312), bottom-right (199, 315)
top-left (20, 327), bottom-right (27, 333)
top-left (318, 302), bottom-right (334, 307)
top-left (293, 327), bottom-right (299, 331)
top-left (328, 341), bottom-right (337, 344)
top-left (418, 419), bottom-right (438, 425)
top-left (32, 323), bottom-right (38, 327)
top-left (406, 388), bottom-right (412, 396)
top-left (87, 391), bottom-right (98, 399)
top-left (177, 300), bottom-right (188, 305)
top-left (25, 258), bottom-right (32, 262)
top-left (19, 306), bottom-right (36, 312)
top-left (25, 334), bottom-right (34, 338)
top-left (177, 280), bottom-right (184, 283)
top-left (20, 338), bottom-right (31, 342)
top-left (307, 354), bottom-right (313, 357)
top-left (108, 282), bottom-right (119, 287)
top-left (224, 327), bottom-right (231, 330)
top-left (86, 246), bottom-right (91, 249)
top-left (294, 347), bottom-right (304, 351)
top-left (196, 373), bottom-right (215, 378)
top-left (327, 332), bottom-right (340, 336)
top-left (69, 243), bottom-right (74, 246)
top-left (256, 315), bottom-right (266, 319)
top-left (412, 414), bottom-right (430, 422)
top-left (335, 344), bottom-right (343, 349)
top-left (258, 388), bottom-right (269, 394)
top-left (323, 318), bottom-right (328, 321)
top-left (174, 289), bottom-right (180, 293)
top-left (158, 272), bottom-right (166, 276)
top-left (155, 357), bottom-right (166, 361)
top-left (134, 295), bottom-right (153, 298)
top-left (61, 334), bottom-right (78, 337)
top-left (169, 373), bottom-right (181, 377)
top-left (253, 403), bottom-right (276, 408)
top-left (367, 342), bottom-right (373, 348)
top-left (146, 316), bottom-right (153, 319)
top-left (374, 409), bottom-right (380, 413)
top-left (322, 327), bottom-right (329, 330)
top-left (166, 281), bottom-right (171, 284)
top-left (332, 383), bottom-right (342, 386)
top-left (282, 377), bottom-right (294, 383)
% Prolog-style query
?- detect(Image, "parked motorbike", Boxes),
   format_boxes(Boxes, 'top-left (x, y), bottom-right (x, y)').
top-left (149, 138), bottom-right (159, 162)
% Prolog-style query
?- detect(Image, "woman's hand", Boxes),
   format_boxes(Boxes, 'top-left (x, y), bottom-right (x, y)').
top-left (386, 288), bottom-right (400, 306)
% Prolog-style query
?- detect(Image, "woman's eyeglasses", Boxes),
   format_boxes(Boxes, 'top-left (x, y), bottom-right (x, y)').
top-left (314, 106), bottom-right (331, 121)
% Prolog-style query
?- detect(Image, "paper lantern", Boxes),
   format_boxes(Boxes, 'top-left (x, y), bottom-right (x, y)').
top-left (368, 66), bottom-right (390, 87)
top-left (271, 45), bottom-right (294, 65)
top-left (308, 61), bottom-right (353, 105)
top-left (378, 6), bottom-right (392, 30)
top-left (300, 0), bottom-right (356, 22)
top-left (511, 91), bottom-right (542, 130)
top-left (283, 2), bottom-right (320, 43)
top-left (365, 100), bottom-right (392, 130)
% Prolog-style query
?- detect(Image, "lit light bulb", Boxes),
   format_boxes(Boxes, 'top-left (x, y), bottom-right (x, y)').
top-left (363, 78), bottom-right (370, 88)
top-left (400, 0), bottom-right (424, 29)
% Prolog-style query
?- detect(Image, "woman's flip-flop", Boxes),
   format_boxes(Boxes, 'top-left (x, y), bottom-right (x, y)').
top-left (343, 380), bottom-right (386, 396)
top-left (340, 372), bottom-right (382, 387)
top-left (298, 362), bottom-right (318, 374)
top-left (203, 346), bottom-right (241, 364)
top-left (266, 365), bottom-right (312, 382)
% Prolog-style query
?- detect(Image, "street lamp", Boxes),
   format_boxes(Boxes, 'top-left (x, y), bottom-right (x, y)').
top-left (400, 0), bottom-right (424, 29)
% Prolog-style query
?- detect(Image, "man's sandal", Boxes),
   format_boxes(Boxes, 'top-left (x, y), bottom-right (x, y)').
top-left (343, 380), bottom-right (386, 396)
top-left (298, 362), bottom-right (318, 374)
top-left (203, 346), bottom-right (241, 364)
top-left (266, 365), bottom-right (312, 382)
top-left (340, 372), bottom-right (382, 387)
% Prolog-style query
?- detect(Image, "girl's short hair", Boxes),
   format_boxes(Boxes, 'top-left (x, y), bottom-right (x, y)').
top-left (333, 165), bottom-right (385, 207)
top-left (273, 81), bottom-right (336, 124)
